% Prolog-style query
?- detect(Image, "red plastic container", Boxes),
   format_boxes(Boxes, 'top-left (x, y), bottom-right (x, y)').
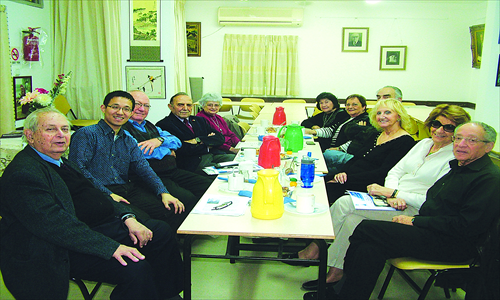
top-left (258, 136), bottom-right (281, 169)
top-left (273, 106), bottom-right (286, 126)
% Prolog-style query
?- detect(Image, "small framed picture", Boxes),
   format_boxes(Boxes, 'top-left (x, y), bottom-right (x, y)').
top-left (125, 66), bottom-right (166, 99)
top-left (342, 27), bottom-right (369, 52)
top-left (10, 0), bottom-right (43, 8)
top-left (469, 24), bottom-right (485, 69)
top-left (13, 76), bottom-right (32, 120)
top-left (186, 22), bottom-right (201, 57)
top-left (380, 46), bottom-right (407, 71)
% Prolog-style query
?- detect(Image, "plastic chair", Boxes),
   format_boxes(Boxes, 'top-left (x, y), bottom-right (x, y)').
top-left (220, 98), bottom-right (234, 114)
top-left (403, 102), bottom-right (416, 106)
top-left (238, 122), bottom-right (250, 135)
top-left (378, 218), bottom-right (500, 300)
top-left (312, 107), bottom-right (322, 116)
top-left (237, 98), bottom-right (265, 115)
top-left (251, 104), bottom-right (262, 113)
top-left (366, 100), bottom-right (378, 106)
top-left (70, 278), bottom-right (103, 300)
top-left (377, 257), bottom-right (472, 300)
top-left (53, 95), bottom-right (99, 128)
top-left (283, 99), bottom-right (306, 103)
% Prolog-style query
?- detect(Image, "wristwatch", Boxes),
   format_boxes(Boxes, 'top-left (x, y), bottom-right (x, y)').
top-left (195, 137), bottom-right (202, 143)
top-left (157, 137), bottom-right (165, 143)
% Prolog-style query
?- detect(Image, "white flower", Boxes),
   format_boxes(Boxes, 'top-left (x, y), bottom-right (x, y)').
top-left (36, 94), bottom-right (53, 106)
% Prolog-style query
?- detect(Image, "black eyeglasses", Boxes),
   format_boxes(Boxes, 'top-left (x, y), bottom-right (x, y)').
top-left (430, 120), bottom-right (456, 133)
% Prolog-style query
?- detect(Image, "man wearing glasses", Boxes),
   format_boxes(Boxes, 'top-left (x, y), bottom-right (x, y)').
top-left (156, 92), bottom-right (234, 174)
top-left (329, 121), bottom-right (499, 300)
top-left (69, 90), bottom-right (187, 231)
top-left (122, 90), bottom-right (212, 221)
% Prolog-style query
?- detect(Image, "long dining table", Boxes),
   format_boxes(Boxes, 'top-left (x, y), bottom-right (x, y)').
top-left (177, 102), bottom-right (335, 300)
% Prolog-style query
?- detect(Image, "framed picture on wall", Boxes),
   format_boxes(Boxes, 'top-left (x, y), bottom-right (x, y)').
top-left (10, 0), bottom-right (44, 8)
top-left (380, 46), bottom-right (407, 70)
top-left (125, 66), bottom-right (166, 99)
top-left (186, 22), bottom-right (201, 57)
top-left (469, 24), bottom-right (485, 69)
top-left (342, 27), bottom-right (369, 52)
top-left (13, 76), bottom-right (32, 120)
top-left (496, 55), bottom-right (500, 87)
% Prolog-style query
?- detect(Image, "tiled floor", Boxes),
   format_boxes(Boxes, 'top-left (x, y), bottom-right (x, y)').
top-left (1, 235), bottom-right (466, 300)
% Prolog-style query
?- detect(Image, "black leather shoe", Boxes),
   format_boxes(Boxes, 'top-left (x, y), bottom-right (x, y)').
top-left (302, 279), bottom-right (338, 291)
top-left (281, 252), bottom-right (312, 267)
top-left (303, 287), bottom-right (339, 300)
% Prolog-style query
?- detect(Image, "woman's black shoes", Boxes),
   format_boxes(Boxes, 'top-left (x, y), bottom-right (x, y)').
top-left (281, 252), bottom-right (313, 267)
top-left (302, 279), bottom-right (338, 291)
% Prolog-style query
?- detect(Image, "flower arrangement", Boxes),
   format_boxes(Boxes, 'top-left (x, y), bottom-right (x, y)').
top-left (19, 71), bottom-right (72, 114)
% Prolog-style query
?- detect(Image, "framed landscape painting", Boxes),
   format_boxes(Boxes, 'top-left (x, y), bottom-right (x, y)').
top-left (186, 22), bottom-right (201, 57)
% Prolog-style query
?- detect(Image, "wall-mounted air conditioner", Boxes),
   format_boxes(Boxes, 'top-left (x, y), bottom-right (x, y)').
top-left (218, 7), bottom-right (303, 27)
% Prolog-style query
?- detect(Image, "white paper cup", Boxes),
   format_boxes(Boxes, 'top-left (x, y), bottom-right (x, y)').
top-left (296, 192), bottom-right (315, 214)
top-left (260, 119), bottom-right (269, 127)
top-left (256, 126), bottom-right (266, 135)
top-left (243, 148), bottom-right (256, 160)
top-left (228, 174), bottom-right (244, 191)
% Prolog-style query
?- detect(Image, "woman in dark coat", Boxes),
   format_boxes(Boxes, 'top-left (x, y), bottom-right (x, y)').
top-left (301, 92), bottom-right (349, 151)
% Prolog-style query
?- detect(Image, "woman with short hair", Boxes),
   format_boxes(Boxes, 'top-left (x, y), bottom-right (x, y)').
top-left (197, 93), bottom-right (240, 154)
top-left (301, 92), bottom-right (349, 151)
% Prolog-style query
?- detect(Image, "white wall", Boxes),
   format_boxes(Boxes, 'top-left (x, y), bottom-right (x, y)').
top-left (2, 0), bottom-right (53, 127)
top-left (185, 0), bottom-right (487, 103)
top-left (474, 0), bottom-right (500, 152)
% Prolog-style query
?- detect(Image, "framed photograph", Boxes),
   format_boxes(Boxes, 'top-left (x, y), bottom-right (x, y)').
top-left (342, 27), bottom-right (369, 52)
top-left (10, 0), bottom-right (43, 8)
top-left (186, 22), bottom-right (201, 57)
top-left (469, 24), bottom-right (485, 69)
top-left (125, 66), bottom-right (165, 99)
top-left (13, 76), bottom-right (32, 120)
top-left (129, 0), bottom-right (161, 62)
top-left (380, 46), bottom-right (407, 71)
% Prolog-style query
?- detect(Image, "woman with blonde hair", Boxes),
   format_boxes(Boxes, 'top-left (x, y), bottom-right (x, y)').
top-left (325, 99), bottom-right (416, 201)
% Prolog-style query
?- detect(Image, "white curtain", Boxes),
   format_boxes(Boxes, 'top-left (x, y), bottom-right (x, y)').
top-left (174, 0), bottom-right (190, 96)
top-left (222, 34), bottom-right (299, 96)
top-left (53, 0), bottom-right (122, 119)
top-left (265, 35), bottom-right (299, 96)
top-left (0, 5), bottom-right (15, 135)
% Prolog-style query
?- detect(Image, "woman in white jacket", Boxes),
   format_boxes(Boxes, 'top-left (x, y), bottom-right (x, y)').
top-left (294, 104), bottom-right (471, 295)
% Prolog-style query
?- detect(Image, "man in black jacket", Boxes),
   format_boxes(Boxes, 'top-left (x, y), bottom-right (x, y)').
top-left (0, 107), bottom-right (183, 300)
top-left (156, 92), bottom-right (234, 174)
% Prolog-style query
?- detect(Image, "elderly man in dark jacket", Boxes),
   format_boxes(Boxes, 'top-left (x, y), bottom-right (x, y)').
top-left (0, 107), bottom-right (183, 300)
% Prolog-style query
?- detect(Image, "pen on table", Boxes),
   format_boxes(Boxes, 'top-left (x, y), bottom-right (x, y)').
top-left (212, 201), bottom-right (233, 210)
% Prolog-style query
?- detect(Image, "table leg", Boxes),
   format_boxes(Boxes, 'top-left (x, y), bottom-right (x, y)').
top-left (316, 240), bottom-right (328, 300)
top-left (183, 235), bottom-right (194, 300)
top-left (227, 235), bottom-right (240, 264)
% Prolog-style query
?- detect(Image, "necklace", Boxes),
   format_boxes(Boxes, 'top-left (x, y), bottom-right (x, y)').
top-left (322, 110), bottom-right (336, 127)
top-left (211, 115), bottom-right (224, 133)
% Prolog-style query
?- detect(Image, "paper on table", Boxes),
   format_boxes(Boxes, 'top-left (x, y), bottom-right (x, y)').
top-left (191, 194), bottom-right (250, 216)
top-left (347, 190), bottom-right (396, 211)
top-left (237, 141), bottom-right (262, 149)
